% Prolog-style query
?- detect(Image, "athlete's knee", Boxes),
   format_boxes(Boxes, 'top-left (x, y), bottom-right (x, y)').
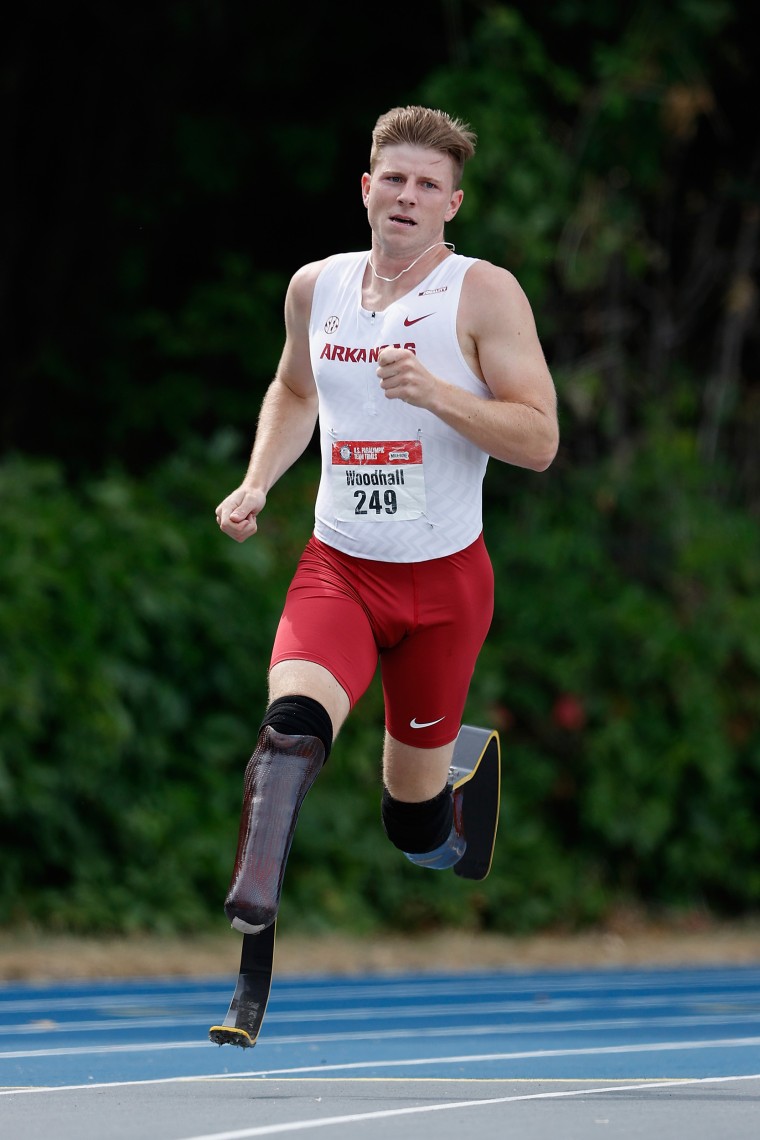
top-left (381, 784), bottom-right (453, 853)
top-left (260, 694), bottom-right (334, 759)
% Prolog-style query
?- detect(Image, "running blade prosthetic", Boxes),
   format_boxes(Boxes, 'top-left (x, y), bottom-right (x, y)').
top-left (449, 724), bottom-right (501, 881)
top-left (209, 921), bottom-right (276, 1048)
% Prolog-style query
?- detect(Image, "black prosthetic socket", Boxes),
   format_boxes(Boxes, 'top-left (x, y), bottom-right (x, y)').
top-left (224, 695), bottom-right (331, 934)
top-left (381, 784), bottom-right (453, 854)
top-left (260, 695), bottom-right (333, 761)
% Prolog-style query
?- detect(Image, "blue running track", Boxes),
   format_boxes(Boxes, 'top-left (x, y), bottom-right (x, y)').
top-left (2, 961), bottom-right (760, 1140)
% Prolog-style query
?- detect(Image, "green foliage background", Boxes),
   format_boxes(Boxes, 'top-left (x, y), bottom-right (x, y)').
top-left (2, 1), bottom-right (759, 934)
top-left (2, 429), bottom-right (759, 935)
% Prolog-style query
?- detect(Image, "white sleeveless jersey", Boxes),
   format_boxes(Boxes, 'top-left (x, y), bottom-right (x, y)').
top-left (309, 250), bottom-right (491, 562)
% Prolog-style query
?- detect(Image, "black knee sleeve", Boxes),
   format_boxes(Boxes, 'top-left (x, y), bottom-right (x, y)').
top-left (381, 785), bottom-right (453, 854)
top-left (260, 695), bottom-right (333, 761)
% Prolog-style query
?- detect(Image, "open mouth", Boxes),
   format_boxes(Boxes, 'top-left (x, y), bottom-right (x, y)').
top-left (390, 214), bottom-right (415, 226)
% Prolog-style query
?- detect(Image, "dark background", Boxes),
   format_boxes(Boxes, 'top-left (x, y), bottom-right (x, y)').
top-left (5, 2), bottom-right (482, 470)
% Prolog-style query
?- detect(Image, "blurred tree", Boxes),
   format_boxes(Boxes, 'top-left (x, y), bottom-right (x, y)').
top-left (422, 0), bottom-right (759, 507)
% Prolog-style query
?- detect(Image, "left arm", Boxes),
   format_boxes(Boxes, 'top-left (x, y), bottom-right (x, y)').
top-left (376, 262), bottom-right (559, 471)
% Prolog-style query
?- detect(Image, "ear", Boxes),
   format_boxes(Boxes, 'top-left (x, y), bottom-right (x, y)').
top-left (444, 188), bottom-right (464, 223)
top-left (361, 172), bottom-right (371, 207)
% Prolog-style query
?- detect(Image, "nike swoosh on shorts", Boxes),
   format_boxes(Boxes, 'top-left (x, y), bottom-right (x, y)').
top-left (409, 716), bottom-right (445, 729)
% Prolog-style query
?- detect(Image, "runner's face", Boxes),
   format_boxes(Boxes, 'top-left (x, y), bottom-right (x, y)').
top-left (361, 144), bottom-right (463, 254)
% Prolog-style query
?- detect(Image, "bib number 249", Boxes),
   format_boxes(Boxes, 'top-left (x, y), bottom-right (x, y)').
top-left (354, 488), bottom-right (398, 515)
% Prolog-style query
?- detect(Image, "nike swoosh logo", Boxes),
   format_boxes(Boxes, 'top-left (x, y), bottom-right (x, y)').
top-left (403, 313), bottom-right (434, 327)
top-left (409, 716), bottom-right (445, 729)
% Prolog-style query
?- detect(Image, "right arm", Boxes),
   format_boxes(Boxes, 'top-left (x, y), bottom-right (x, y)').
top-left (215, 260), bottom-right (324, 542)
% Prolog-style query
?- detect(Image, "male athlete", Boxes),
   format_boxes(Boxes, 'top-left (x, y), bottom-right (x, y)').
top-left (215, 105), bottom-right (558, 936)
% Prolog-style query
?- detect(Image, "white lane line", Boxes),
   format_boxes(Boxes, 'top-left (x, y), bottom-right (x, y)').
top-left (3, 989), bottom-right (759, 1031)
top-left (182, 1073), bottom-right (760, 1139)
top-left (4, 1008), bottom-right (760, 1052)
top-left (2, 1034), bottom-right (760, 1086)
top-left (202, 1035), bottom-right (760, 1078)
top-left (4, 970), bottom-right (760, 1015)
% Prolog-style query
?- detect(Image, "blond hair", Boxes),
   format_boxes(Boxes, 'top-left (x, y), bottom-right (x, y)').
top-left (370, 105), bottom-right (477, 189)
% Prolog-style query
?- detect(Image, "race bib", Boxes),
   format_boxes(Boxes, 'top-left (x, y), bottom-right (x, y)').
top-left (331, 440), bottom-right (426, 522)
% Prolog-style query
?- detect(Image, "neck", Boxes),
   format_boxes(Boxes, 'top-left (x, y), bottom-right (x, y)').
top-left (368, 241), bottom-right (455, 284)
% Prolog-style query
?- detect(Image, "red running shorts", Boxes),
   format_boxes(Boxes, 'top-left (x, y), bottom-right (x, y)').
top-left (269, 533), bottom-right (494, 747)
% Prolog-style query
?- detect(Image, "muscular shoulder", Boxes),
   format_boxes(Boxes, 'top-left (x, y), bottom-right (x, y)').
top-left (275, 259), bottom-right (332, 397)
top-left (459, 260), bottom-right (536, 335)
top-left (457, 259), bottom-right (551, 399)
top-left (286, 258), bottom-right (330, 320)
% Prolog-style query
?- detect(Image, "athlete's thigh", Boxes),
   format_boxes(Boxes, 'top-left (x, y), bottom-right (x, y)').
top-left (381, 536), bottom-right (494, 749)
top-left (270, 538), bottom-right (380, 711)
top-left (382, 732), bottom-right (457, 801)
